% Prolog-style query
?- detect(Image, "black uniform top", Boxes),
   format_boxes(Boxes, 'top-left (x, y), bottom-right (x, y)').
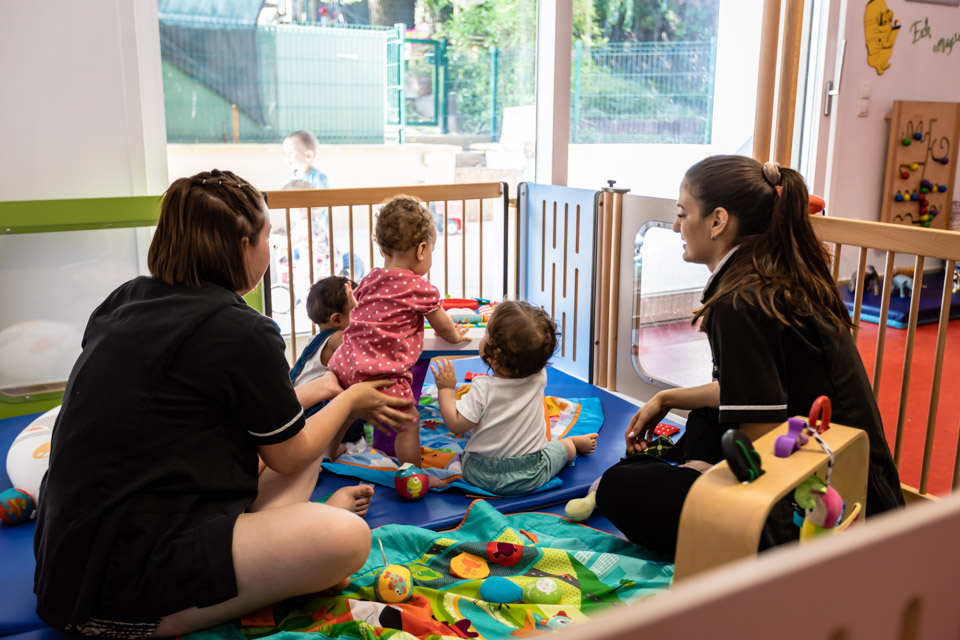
top-left (34, 277), bottom-right (305, 628)
top-left (675, 248), bottom-right (904, 516)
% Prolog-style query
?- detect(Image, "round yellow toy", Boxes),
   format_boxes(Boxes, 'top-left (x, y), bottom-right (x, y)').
top-left (373, 539), bottom-right (413, 603)
top-left (374, 564), bottom-right (413, 603)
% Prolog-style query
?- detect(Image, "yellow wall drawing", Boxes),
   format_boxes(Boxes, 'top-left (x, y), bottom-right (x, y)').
top-left (865, 0), bottom-right (901, 75)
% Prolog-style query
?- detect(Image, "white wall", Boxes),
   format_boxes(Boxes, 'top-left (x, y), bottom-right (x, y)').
top-left (0, 1), bottom-right (168, 200)
top-left (825, 0), bottom-right (960, 225)
top-left (0, 2), bottom-right (168, 390)
top-left (167, 143), bottom-right (459, 191)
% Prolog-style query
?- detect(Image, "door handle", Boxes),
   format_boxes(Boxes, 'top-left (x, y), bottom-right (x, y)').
top-left (823, 39), bottom-right (846, 117)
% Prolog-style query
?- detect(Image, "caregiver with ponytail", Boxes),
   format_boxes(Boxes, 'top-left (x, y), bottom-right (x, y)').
top-left (595, 155), bottom-right (904, 555)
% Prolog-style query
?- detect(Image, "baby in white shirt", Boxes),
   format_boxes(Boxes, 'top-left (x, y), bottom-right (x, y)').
top-left (431, 300), bottom-right (597, 495)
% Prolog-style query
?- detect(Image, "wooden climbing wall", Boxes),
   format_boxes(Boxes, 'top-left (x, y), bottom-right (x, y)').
top-left (881, 100), bottom-right (960, 230)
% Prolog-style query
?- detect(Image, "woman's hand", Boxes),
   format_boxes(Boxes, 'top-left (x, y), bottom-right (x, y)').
top-left (624, 393), bottom-right (670, 454)
top-left (430, 359), bottom-right (458, 390)
top-left (347, 380), bottom-right (415, 432)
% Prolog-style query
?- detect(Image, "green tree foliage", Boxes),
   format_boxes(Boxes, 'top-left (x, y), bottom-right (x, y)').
top-left (594, 0), bottom-right (718, 42)
top-left (413, 0), bottom-right (717, 141)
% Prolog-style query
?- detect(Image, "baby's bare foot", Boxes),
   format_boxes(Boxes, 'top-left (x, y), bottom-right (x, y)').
top-left (325, 484), bottom-right (375, 517)
top-left (571, 433), bottom-right (598, 455)
top-left (428, 476), bottom-right (449, 490)
top-left (318, 577), bottom-right (352, 597)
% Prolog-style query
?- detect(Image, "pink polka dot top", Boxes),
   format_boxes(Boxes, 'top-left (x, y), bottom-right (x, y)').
top-left (328, 268), bottom-right (440, 385)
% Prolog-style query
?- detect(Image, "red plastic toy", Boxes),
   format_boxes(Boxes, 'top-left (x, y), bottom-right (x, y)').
top-left (653, 423), bottom-right (680, 437)
top-left (441, 298), bottom-right (479, 311)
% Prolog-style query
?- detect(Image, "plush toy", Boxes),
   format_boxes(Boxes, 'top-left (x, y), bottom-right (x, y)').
top-left (564, 477), bottom-right (601, 522)
top-left (394, 463), bottom-right (429, 501)
top-left (794, 475), bottom-right (844, 541)
top-left (847, 265), bottom-right (881, 297)
top-left (479, 576), bottom-right (523, 605)
top-left (0, 488), bottom-right (35, 525)
top-left (486, 541), bottom-right (524, 567)
top-left (891, 274), bottom-right (913, 298)
top-left (373, 539), bottom-right (413, 603)
top-left (449, 552), bottom-right (490, 580)
top-left (523, 578), bottom-right (563, 605)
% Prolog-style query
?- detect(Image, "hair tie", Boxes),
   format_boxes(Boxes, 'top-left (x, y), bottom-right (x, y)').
top-left (202, 179), bottom-right (207, 184)
top-left (219, 180), bottom-right (223, 186)
top-left (762, 161), bottom-right (782, 187)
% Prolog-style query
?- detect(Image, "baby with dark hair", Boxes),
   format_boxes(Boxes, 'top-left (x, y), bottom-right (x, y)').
top-left (290, 276), bottom-right (356, 390)
top-left (431, 301), bottom-right (598, 496)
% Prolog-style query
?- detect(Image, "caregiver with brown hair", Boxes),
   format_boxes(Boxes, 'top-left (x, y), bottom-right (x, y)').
top-left (35, 169), bottom-right (412, 637)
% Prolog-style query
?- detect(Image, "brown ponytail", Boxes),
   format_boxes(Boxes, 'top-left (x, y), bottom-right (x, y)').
top-left (686, 156), bottom-right (851, 331)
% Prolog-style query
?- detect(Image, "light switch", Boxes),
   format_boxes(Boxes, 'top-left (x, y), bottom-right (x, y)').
top-left (857, 99), bottom-right (870, 117)
top-left (859, 82), bottom-right (872, 99)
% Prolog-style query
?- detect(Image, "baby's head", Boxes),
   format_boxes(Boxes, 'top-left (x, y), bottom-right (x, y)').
top-left (480, 301), bottom-right (558, 378)
top-left (283, 130), bottom-right (319, 175)
top-left (306, 275), bottom-right (357, 329)
top-left (375, 195), bottom-right (436, 270)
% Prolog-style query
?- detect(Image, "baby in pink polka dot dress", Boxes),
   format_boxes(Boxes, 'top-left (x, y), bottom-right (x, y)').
top-left (327, 195), bottom-right (469, 468)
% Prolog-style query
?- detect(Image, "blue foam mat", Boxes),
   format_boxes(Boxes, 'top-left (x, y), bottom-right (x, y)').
top-left (313, 358), bottom-right (655, 530)
top-left (0, 414), bottom-right (46, 636)
top-left (0, 359), bottom-right (662, 634)
top-left (840, 270), bottom-right (960, 328)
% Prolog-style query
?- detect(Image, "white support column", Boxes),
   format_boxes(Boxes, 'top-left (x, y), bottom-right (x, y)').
top-left (0, 0), bottom-right (168, 200)
top-left (534, 0), bottom-right (572, 186)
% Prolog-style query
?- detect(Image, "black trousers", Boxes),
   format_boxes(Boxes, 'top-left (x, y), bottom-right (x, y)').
top-left (596, 455), bottom-right (798, 557)
top-left (596, 455), bottom-right (700, 555)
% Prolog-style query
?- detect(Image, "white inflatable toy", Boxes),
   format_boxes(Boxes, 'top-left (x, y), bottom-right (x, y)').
top-left (6, 405), bottom-right (58, 502)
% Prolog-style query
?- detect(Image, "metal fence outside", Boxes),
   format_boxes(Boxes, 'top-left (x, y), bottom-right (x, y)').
top-left (408, 39), bottom-right (716, 144)
top-left (159, 15), bottom-right (716, 147)
top-left (160, 15), bottom-right (401, 144)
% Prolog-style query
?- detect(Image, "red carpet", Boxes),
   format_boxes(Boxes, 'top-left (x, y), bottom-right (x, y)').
top-left (855, 320), bottom-right (959, 496)
top-left (635, 319), bottom-right (960, 496)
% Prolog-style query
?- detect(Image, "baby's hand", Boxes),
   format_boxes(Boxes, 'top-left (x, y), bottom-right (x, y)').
top-left (454, 323), bottom-right (471, 343)
top-left (431, 359), bottom-right (458, 390)
top-left (344, 282), bottom-right (357, 311)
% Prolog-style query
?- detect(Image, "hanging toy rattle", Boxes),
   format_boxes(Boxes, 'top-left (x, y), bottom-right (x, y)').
top-left (775, 396), bottom-right (862, 541)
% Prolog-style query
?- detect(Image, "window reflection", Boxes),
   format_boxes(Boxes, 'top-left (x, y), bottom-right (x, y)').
top-left (632, 224), bottom-right (713, 388)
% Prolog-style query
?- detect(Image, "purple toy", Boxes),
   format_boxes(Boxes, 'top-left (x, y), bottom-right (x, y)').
top-left (774, 417), bottom-right (809, 458)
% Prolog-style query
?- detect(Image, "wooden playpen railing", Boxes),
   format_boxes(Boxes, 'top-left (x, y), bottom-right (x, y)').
top-left (262, 183), bottom-right (509, 360)
top-left (812, 216), bottom-right (960, 501)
